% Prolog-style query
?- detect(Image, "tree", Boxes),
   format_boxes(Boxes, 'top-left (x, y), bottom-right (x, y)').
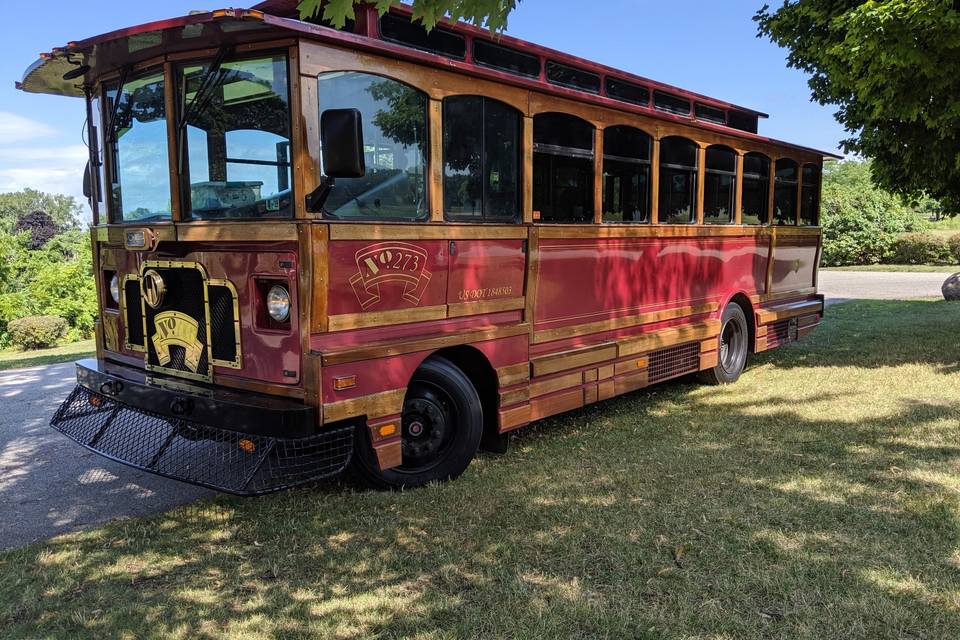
top-left (14, 210), bottom-right (59, 250)
top-left (755, 1), bottom-right (960, 211)
top-left (297, 0), bottom-right (517, 31)
top-left (0, 189), bottom-right (82, 233)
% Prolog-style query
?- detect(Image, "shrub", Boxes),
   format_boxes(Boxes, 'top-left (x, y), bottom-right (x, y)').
top-left (8, 315), bottom-right (68, 350)
top-left (949, 233), bottom-right (960, 263)
top-left (889, 233), bottom-right (955, 265)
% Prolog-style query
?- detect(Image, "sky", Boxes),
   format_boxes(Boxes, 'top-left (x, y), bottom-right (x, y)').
top-left (0, 0), bottom-right (847, 222)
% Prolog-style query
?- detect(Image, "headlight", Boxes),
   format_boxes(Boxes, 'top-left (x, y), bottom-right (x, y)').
top-left (266, 285), bottom-right (290, 322)
top-left (109, 273), bottom-right (120, 304)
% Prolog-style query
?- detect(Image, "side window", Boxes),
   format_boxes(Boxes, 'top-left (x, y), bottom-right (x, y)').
top-left (532, 113), bottom-right (595, 223)
top-left (602, 126), bottom-right (651, 223)
top-left (658, 136), bottom-right (698, 224)
top-left (179, 54), bottom-right (292, 220)
top-left (801, 163), bottom-right (821, 226)
top-left (703, 145), bottom-right (736, 224)
top-left (318, 72), bottom-right (428, 220)
top-left (774, 158), bottom-right (798, 225)
top-left (741, 152), bottom-right (769, 224)
top-left (443, 96), bottom-right (522, 222)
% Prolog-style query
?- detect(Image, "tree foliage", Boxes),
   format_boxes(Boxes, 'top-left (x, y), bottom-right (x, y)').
top-left (297, 0), bottom-right (518, 31)
top-left (0, 188), bottom-right (81, 233)
top-left (755, 1), bottom-right (960, 211)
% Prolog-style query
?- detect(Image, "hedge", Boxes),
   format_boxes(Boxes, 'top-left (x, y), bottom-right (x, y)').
top-left (7, 315), bottom-right (68, 350)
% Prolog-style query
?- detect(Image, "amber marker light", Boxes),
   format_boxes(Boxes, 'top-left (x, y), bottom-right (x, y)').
top-left (333, 375), bottom-right (356, 391)
top-left (378, 424), bottom-right (398, 438)
top-left (636, 358), bottom-right (648, 368)
top-left (238, 438), bottom-right (256, 453)
top-left (88, 395), bottom-right (103, 408)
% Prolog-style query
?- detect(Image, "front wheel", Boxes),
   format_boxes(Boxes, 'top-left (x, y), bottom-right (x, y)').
top-left (700, 302), bottom-right (749, 385)
top-left (352, 356), bottom-right (483, 489)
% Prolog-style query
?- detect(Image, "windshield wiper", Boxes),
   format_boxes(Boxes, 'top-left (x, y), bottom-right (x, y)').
top-left (177, 45), bottom-right (231, 172)
top-left (106, 65), bottom-right (130, 144)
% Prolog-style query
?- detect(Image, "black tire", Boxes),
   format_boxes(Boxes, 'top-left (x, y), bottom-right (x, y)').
top-left (352, 356), bottom-right (483, 489)
top-left (701, 302), bottom-right (749, 385)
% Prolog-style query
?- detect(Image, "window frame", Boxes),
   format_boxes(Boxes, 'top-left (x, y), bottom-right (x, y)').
top-left (602, 125), bottom-right (652, 224)
top-left (702, 144), bottom-right (737, 225)
top-left (175, 50), bottom-right (296, 222)
top-left (658, 136), bottom-right (699, 224)
top-left (740, 151), bottom-right (770, 225)
top-left (773, 158), bottom-right (799, 226)
top-left (441, 94), bottom-right (523, 223)
top-left (316, 70), bottom-right (431, 222)
top-left (532, 112), bottom-right (596, 224)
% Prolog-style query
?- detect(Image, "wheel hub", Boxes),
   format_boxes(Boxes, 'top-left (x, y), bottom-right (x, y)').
top-left (400, 396), bottom-right (451, 468)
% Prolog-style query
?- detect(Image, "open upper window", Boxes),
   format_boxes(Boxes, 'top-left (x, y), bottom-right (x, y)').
top-left (533, 113), bottom-right (594, 223)
top-left (703, 145), bottom-right (736, 224)
top-left (317, 72), bottom-right (428, 220)
top-left (658, 136), bottom-right (698, 224)
top-left (602, 126), bottom-right (651, 223)
top-left (741, 152), bottom-right (769, 224)
top-left (443, 96), bottom-right (521, 222)
top-left (774, 158), bottom-right (799, 225)
top-left (179, 53), bottom-right (293, 220)
top-left (801, 163), bottom-right (821, 226)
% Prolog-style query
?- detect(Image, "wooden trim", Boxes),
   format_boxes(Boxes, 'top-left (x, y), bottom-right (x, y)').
top-left (614, 358), bottom-right (647, 376)
top-left (300, 74), bottom-right (320, 208)
top-left (650, 137), bottom-right (660, 224)
top-left (310, 224), bottom-right (329, 332)
top-left (532, 302), bottom-right (718, 344)
top-left (598, 364), bottom-right (614, 379)
top-left (329, 224), bottom-right (527, 240)
top-left (617, 319), bottom-right (721, 357)
top-left (530, 387), bottom-right (583, 421)
top-left (734, 150), bottom-right (744, 225)
top-left (759, 287), bottom-right (817, 303)
top-left (323, 388), bottom-right (406, 423)
top-left (531, 342), bottom-right (618, 377)
top-left (429, 99), bottom-right (444, 222)
top-left (593, 127), bottom-right (604, 224)
top-left (163, 62), bottom-right (181, 222)
top-left (767, 156), bottom-right (776, 225)
top-left (700, 350), bottom-right (718, 370)
top-left (614, 370), bottom-right (649, 396)
top-left (583, 383), bottom-right (598, 405)
top-left (534, 225), bottom-right (817, 239)
top-left (175, 222), bottom-right (299, 242)
top-left (795, 161), bottom-right (804, 227)
top-left (288, 45), bottom-right (308, 220)
top-left (328, 304), bottom-right (447, 332)
top-left (499, 403), bottom-right (532, 432)
top-left (696, 143), bottom-right (706, 225)
top-left (497, 361), bottom-right (531, 386)
top-left (524, 227), bottom-right (540, 324)
top-left (447, 297), bottom-right (526, 318)
top-left (523, 116), bottom-right (534, 223)
top-left (764, 226), bottom-right (776, 294)
top-left (322, 323), bottom-right (531, 366)
top-left (499, 387), bottom-right (530, 407)
top-left (583, 368), bottom-right (598, 383)
top-left (756, 299), bottom-right (823, 324)
top-left (530, 371), bottom-right (583, 398)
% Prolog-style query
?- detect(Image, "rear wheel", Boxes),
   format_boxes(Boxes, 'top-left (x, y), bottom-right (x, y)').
top-left (701, 302), bottom-right (749, 385)
top-left (352, 356), bottom-right (483, 489)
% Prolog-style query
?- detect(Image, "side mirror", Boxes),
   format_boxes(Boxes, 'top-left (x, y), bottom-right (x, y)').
top-left (82, 160), bottom-right (93, 201)
top-left (320, 108), bottom-right (364, 178)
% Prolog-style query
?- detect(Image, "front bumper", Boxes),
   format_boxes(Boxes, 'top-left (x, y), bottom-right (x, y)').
top-left (51, 360), bottom-right (353, 495)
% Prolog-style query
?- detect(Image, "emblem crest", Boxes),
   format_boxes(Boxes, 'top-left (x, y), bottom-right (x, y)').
top-left (350, 242), bottom-right (432, 309)
top-left (142, 269), bottom-right (166, 309)
top-left (151, 311), bottom-right (204, 373)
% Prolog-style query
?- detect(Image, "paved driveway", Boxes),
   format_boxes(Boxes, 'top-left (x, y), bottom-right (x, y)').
top-left (818, 270), bottom-right (949, 304)
top-left (0, 362), bottom-right (211, 550)
top-left (0, 269), bottom-right (950, 551)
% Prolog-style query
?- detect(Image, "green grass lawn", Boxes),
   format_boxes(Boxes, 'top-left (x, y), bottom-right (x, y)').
top-left (2, 301), bottom-right (960, 639)
top-left (0, 339), bottom-right (95, 372)
top-left (823, 264), bottom-right (959, 273)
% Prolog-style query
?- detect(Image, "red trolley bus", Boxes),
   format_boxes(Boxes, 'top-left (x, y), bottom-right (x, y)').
top-left (19, 2), bottom-right (837, 494)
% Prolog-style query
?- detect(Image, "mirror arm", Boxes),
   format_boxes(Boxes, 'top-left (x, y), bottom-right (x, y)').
top-left (305, 176), bottom-right (335, 213)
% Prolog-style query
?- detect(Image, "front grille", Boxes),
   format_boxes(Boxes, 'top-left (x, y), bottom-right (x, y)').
top-left (647, 342), bottom-right (701, 384)
top-left (51, 385), bottom-right (353, 495)
top-left (143, 264), bottom-right (211, 380)
top-left (209, 283), bottom-right (239, 367)
top-left (766, 319), bottom-right (793, 349)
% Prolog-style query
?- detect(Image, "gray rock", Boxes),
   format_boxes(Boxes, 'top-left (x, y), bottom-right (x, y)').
top-left (942, 272), bottom-right (960, 300)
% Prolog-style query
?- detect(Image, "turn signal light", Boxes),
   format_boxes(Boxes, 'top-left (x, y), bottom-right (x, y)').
top-left (88, 395), bottom-right (103, 408)
top-left (333, 375), bottom-right (356, 391)
top-left (238, 438), bottom-right (256, 453)
top-left (378, 424), bottom-right (397, 438)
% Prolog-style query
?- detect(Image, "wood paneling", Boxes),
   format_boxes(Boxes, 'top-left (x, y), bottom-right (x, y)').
top-left (175, 222), bottom-right (299, 242)
top-left (614, 370), bottom-right (648, 396)
top-left (756, 299), bottom-right (823, 324)
top-left (329, 224), bottom-right (528, 240)
top-left (499, 403), bottom-right (532, 432)
top-left (598, 379), bottom-right (615, 401)
top-left (499, 387), bottom-right (530, 407)
top-left (583, 368), bottom-right (598, 383)
top-left (323, 388), bottom-right (406, 423)
top-left (530, 387), bottom-right (583, 421)
top-left (533, 302), bottom-right (719, 344)
top-left (583, 383), bottom-right (598, 405)
top-left (523, 116), bottom-right (534, 223)
top-left (530, 371), bottom-right (583, 398)
top-left (162, 62), bottom-right (181, 222)
top-left (497, 361), bottom-right (531, 386)
top-left (327, 305), bottom-right (448, 332)
top-left (617, 320), bottom-right (721, 357)
top-left (310, 224), bottom-right (329, 332)
top-left (531, 343), bottom-right (618, 377)
top-left (429, 99), bottom-right (444, 222)
top-left (598, 364), bottom-right (615, 379)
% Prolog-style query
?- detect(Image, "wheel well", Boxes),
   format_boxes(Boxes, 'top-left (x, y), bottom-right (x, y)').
top-left (728, 293), bottom-right (756, 352)
top-left (427, 345), bottom-right (499, 438)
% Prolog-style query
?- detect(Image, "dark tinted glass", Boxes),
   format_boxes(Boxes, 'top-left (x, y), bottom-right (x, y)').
top-left (603, 160), bottom-right (649, 223)
top-left (533, 113), bottom-right (594, 152)
top-left (545, 61), bottom-right (600, 93)
top-left (443, 96), bottom-right (521, 221)
top-left (727, 110), bottom-right (758, 134)
top-left (473, 40), bottom-right (540, 77)
top-left (800, 163), bottom-right (820, 225)
top-left (380, 13), bottom-right (466, 59)
top-left (605, 77), bottom-right (650, 106)
top-left (703, 145), bottom-right (736, 225)
top-left (705, 145), bottom-right (736, 173)
top-left (660, 136), bottom-right (697, 168)
top-left (654, 91), bottom-right (691, 116)
top-left (774, 159), bottom-right (798, 225)
top-left (695, 103), bottom-right (726, 125)
top-left (603, 125), bottom-right (650, 161)
top-left (659, 167), bottom-right (696, 224)
top-left (741, 153), bottom-right (770, 225)
top-left (318, 72), bottom-right (428, 220)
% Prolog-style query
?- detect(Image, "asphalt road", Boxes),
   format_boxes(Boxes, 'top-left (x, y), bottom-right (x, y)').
top-left (0, 362), bottom-right (211, 550)
top-left (0, 270), bottom-right (950, 550)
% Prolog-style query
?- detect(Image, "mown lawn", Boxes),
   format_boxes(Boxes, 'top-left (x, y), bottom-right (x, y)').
top-left (2, 300), bottom-right (959, 639)
top-left (823, 264), bottom-right (959, 273)
top-left (0, 339), bottom-right (95, 372)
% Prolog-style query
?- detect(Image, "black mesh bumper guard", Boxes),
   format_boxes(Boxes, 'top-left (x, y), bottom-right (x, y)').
top-left (51, 385), bottom-right (354, 495)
